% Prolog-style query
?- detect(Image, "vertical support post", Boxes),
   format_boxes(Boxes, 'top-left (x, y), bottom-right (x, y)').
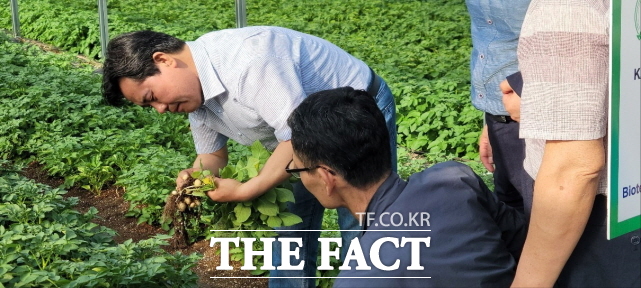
top-left (98, 0), bottom-right (109, 59)
top-left (10, 0), bottom-right (20, 38)
top-left (235, 0), bottom-right (247, 28)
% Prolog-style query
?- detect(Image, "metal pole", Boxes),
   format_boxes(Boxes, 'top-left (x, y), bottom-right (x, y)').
top-left (98, 0), bottom-right (109, 59)
top-left (235, 0), bottom-right (247, 28)
top-left (10, 0), bottom-right (20, 38)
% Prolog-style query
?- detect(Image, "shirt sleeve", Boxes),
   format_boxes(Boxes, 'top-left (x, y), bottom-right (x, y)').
top-left (505, 71), bottom-right (523, 97)
top-left (518, 0), bottom-right (610, 141)
top-left (238, 55), bottom-right (305, 142)
top-left (189, 112), bottom-right (229, 154)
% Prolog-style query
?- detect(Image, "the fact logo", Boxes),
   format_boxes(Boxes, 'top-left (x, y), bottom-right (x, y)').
top-left (210, 236), bottom-right (431, 271)
top-left (622, 183), bottom-right (640, 198)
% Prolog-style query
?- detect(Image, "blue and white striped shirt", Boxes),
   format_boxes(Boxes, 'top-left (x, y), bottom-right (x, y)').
top-left (187, 26), bottom-right (371, 153)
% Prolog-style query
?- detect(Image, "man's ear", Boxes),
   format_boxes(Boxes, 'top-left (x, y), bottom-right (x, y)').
top-left (317, 167), bottom-right (336, 197)
top-left (151, 52), bottom-right (176, 67)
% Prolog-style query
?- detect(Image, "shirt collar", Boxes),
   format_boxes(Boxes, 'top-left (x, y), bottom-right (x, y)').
top-left (186, 40), bottom-right (226, 103)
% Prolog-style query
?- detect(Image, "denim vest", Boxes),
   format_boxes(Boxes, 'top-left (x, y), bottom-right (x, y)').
top-left (466, 0), bottom-right (531, 116)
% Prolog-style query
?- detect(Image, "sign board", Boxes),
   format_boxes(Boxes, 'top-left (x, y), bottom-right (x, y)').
top-left (608, 0), bottom-right (641, 239)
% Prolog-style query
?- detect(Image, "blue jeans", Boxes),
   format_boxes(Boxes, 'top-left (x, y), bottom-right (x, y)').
top-left (374, 78), bottom-right (398, 170)
top-left (269, 78), bottom-right (397, 288)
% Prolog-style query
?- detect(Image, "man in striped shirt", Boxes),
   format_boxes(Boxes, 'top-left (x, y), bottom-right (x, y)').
top-left (102, 26), bottom-right (397, 288)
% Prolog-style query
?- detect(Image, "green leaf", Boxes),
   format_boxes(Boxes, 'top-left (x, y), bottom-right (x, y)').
top-left (233, 203), bottom-right (252, 223)
top-left (278, 212), bottom-right (303, 226)
top-left (17, 273), bottom-right (39, 286)
top-left (255, 198), bottom-right (279, 216)
top-left (236, 169), bottom-right (246, 181)
top-left (250, 141), bottom-right (263, 154)
top-left (249, 268), bottom-right (267, 276)
top-left (266, 216), bottom-right (282, 227)
top-left (275, 188), bottom-right (295, 203)
top-left (246, 166), bottom-right (258, 178)
top-left (219, 166), bottom-right (235, 179)
top-left (262, 189), bottom-right (277, 203)
top-left (235, 160), bottom-right (246, 172)
top-left (191, 190), bottom-right (207, 197)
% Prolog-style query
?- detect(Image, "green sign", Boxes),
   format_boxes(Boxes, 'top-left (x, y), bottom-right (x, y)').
top-left (608, 0), bottom-right (641, 239)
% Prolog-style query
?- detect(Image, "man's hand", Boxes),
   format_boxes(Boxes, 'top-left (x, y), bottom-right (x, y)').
top-left (479, 124), bottom-right (495, 172)
top-left (175, 147), bottom-right (229, 191)
top-left (206, 178), bottom-right (254, 202)
top-left (205, 140), bottom-right (295, 203)
top-left (500, 79), bottom-right (521, 122)
top-left (176, 168), bottom-right (199, 189)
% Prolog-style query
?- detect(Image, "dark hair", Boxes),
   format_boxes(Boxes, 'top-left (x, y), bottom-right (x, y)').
top-left (101, 30), bottom-right (186, 106)
top-left (287, 87), bottom-right (391, 189)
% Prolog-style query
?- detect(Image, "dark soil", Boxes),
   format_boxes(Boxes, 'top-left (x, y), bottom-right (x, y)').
top-left (21, 162), bottom-right (268, 288)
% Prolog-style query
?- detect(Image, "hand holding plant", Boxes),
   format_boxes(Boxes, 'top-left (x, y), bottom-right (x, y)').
top-left (163, 169), bottom-right (216, 247)
top-left (162, 142), bottom-right (302, 249)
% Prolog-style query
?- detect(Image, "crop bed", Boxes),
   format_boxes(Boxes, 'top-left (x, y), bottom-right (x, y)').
top-left (0, 0), bottom-right (494, 287)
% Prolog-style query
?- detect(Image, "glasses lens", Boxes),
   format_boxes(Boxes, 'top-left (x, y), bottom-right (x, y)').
top-left (291, 171), bottom-right (301, 179)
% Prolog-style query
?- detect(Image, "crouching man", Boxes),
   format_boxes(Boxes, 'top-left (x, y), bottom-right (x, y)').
top-left (285, 87), bottom-right (526, 287)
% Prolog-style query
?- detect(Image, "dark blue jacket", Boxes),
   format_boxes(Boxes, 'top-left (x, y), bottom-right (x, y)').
top-left (334, 161), bottom-right (525, 288)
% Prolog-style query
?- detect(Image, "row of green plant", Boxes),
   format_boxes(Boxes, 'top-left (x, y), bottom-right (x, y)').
top-left (0, 0), bottom-right (482, 158)
top-left (0, 31), bottom-right (493, 287)
top-left (0, 33), bottom-right (342, 285)
top-left (0, 1), bottom-right (489, 285)
top-left (0, 33), bottom-right (195, 226)
top-left (0, 160), bottom-right (201, 287)
top-left (0, 32), bottom-right (306, 231)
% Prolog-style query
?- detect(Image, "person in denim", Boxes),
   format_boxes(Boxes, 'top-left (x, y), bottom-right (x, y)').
top-left (466, 0), bottom-right (534, 216)
top-left (101, 27), bottom-right (397, 288)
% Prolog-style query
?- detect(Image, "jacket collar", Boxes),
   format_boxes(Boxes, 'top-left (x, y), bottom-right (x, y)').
top-left (362, 172), bottom-right (406, 232)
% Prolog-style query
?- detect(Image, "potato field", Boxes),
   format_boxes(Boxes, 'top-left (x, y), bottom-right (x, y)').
top-left (0, 0), bottom-right (489, 287)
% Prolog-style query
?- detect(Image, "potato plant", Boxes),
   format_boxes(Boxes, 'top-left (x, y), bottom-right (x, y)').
top-left (163, 142), bottom-right (303, 252)
top-left (0, 0), bottom-right (480, 159)
top-left (0, 161), bottom-right (200, 288)
top-left (162, 169), bottom-right (213, 247)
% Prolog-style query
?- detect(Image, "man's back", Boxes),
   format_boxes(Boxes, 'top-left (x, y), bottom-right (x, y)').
top-left (186, 26), bottom-right (373, 151)
top-left (334, 161), bottom-right (525, 287)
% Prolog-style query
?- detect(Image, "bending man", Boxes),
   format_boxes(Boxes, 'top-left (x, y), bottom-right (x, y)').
top-left (101, 26), bottom-right (397, 288)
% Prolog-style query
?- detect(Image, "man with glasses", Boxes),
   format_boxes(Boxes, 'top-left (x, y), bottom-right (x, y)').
top-left (286, 87), bottom-right (526, 287)
top-left (101, 26), bottom-right (396, 288)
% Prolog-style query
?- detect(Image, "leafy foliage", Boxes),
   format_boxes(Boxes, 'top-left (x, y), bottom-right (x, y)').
top-left (0, 0), bottom-right (481, 158)
top-left (0, 33), bottom-right (194, 215)
top-left (0, 161), bottom-right (200, 287)
top-left (0, 1), bottom-right (499, 285)
top-left (201, 142), bottom-right (301, 237)
top-left (198, 142), bottom-right (302, 276)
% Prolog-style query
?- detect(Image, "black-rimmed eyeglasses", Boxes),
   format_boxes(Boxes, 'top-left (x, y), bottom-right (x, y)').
top-left (285, 159), bottom-right (335, 179)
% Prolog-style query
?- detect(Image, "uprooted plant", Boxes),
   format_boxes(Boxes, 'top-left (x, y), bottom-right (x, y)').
top-left (162, 142), bottom-right (303, 251)
top-left (162, 169), bottom-right (214, 247)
